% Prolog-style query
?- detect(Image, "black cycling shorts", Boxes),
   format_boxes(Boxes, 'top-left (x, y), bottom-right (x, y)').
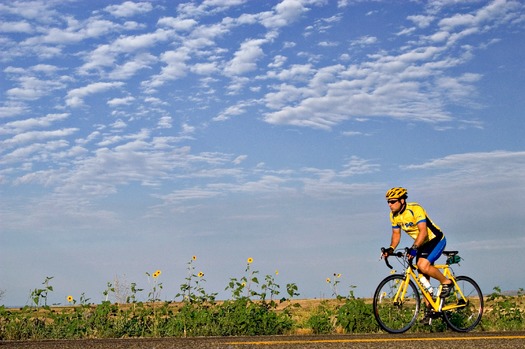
top-left (418, 236), bottom-right (446, 264)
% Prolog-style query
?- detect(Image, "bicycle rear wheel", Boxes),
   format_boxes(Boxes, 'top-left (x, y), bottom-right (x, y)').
top-left (442, 275), bottom-right (483, 332)
top-left (373, 274), bottom-right (420, 333)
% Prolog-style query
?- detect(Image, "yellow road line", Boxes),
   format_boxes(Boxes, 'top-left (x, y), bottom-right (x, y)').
top-left (226, 335), bottom-right (525, 346)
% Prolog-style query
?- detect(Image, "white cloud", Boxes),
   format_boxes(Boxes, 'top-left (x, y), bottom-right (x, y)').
top-left (407, 14), bottom-right (434, 28)
top-left (337, 0), bottom-right (349, 8)
top-left (0, 139), bottom-right (76, 166)
top-left (181, 123), bottom-right (196, 136)
top-left (79, 30), bottom-right (171, 75)
top-left (260, 0), bottom-right (309, 28)
top-left (32, 64), bottom-right (60, 74)
top-left (143, 47), bottom-right (191, 89)
top-left (213, 101), bottom-right (252, 121)
top-left (224, 38), bottom-right (266, 76)
top-left (436, 73), bottom-right (482, 103)
top-left (351, 35), bottom-right (378, 46)
top-left (0, 20), bottom-right (33, 33)
top-left (77, 44), bottom-right (115, 74)
top-left (190, 62), bottom-right (219, 75)
top-left (262, 53), bottom-right (459, 129)
top-left (0, 1), bottom-right (58, 22)
top-left (0, 113), bottom-right (69, 134)
top-left (261, 6), bottom-right (505, 131)
top-left (438, 0), bottom-right (522, 31)
top-left (268, 55), bottom-right (287, 68)
top-left (407, 150), bottom-right (525, 173)
top-left (112, 29), bottom-right (172, 52)
top-left (1, 128), bottom-right (78, 148)
top-left (111, 119), bottom-right (127, 129)
top-left (6, 75), bottom-right (66, 101)
top-left (157, 17), bottom-right (197, 31)
top-left (233, 155), bottom-right (247, 165)
top-left (144, 97), bottom-right (168, 105)
top-left (66, 82), bottom-right (124, 107)
top-left (157, 116), bottom-right (172, 129)
top-left (0, 102), bottom-right (28, 118)
top-left (107, 96), bottom-right (135, 107)
top-left (21, 18), bottom-right (121, 47)
top-left (318, 41), bottom-right (338, 47)
top-left (105, 1), bottom-right (153, 18)
top-left (176, 0), bottom-right (247, 18)
top-left (155, 188), bottom-right (222, 203)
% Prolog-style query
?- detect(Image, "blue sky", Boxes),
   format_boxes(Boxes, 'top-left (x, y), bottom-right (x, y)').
top-left (1, 0), bottom-right (524, 306)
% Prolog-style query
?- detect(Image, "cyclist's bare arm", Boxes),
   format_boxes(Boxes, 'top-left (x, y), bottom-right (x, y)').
top-left (413, 221), bottom-right (428, 248)
top-left (387, 229), bottom-right (401, 253)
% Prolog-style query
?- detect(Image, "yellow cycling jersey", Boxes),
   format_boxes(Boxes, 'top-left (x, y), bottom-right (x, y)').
top-left (390, 202), bottom-right (443, 243)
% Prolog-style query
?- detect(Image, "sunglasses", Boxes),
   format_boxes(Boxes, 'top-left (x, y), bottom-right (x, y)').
top-left (387, 199), bottom-right (399, 204)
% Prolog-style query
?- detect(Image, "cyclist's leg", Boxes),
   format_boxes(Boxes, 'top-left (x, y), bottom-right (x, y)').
top-left (417, 237), bottom-right (449, 285)
top-left (418, 237), bottom-right (454, 297)
top-left (417, 258), bottom-right (447, 283)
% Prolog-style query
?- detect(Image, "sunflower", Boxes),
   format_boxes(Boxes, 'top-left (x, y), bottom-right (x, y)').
top-left (198, 271), bottom-right (204, 277)
top-left (192, 255), bottom-right (197, 261)
top-left (153, 270), bottom-right (161, 278)
top-left (247, 257), bottom-right (253, 264)
top-left (67, 295), bottom-right (74, 303)
top-left (326, 278), bottom-right (331, 283)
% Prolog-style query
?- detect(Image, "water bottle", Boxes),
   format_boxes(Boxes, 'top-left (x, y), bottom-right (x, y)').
top-left (419, 275), bottom-right (434, 294)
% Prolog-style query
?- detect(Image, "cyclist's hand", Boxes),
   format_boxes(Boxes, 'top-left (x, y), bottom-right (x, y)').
top-left (407, 247), bottom-right (417, 260)
top-left (382, 247), bottom-right (394, 257)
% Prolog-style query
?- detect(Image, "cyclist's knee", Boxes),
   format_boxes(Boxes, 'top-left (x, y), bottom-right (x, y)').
top-left (417, 259), bottom-right (431, 273)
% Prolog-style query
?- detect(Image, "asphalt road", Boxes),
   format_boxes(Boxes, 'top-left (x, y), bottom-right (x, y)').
top-left (2, 332), bottom-right (525, 349)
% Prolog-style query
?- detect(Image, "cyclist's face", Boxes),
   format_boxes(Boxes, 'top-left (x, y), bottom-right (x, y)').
top-left (387, 198), bottom-right (403, 213)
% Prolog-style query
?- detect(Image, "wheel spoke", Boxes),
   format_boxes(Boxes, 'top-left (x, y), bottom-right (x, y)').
top-left (442, 276), bottom-right (483, 332)
top-left (373, 275), bottom-right (420, 333)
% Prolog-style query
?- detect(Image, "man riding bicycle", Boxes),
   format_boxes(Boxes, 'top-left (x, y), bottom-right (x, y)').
top-left (382, 187), bottom-right (454, 301)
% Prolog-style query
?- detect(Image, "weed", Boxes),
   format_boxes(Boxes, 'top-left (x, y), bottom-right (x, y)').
top-left (336, 294), bottom-right (378, 333)
top-left (483, 286), bottom-right (524, 331)
top-left (326, 273), bottom-right (342, 298)
top-left (305, 301), bottom-right (335, 334)
top-left (29, 276), bottom-right (54, 307)
top-left (176, 256), bottom-right (217, 304)
top-left (146, 270), bottom-right (163, 302)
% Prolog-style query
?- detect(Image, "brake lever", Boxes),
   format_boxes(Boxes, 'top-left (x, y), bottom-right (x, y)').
top-left (381, 247), bottom-right (394, 269)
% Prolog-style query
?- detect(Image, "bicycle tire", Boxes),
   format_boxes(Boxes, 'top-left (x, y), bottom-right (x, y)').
top-left (442, 275), bottom-right (483, 332)
top-left (373, 274), bottom-right (420, 333)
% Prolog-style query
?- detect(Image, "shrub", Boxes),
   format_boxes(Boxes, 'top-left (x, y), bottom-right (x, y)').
top-left (305, 302), bottom-right (335, 334)
top-left (483, 287), bottom-right (525, 331)
top-left (336, 297), bottom-right (378, 333)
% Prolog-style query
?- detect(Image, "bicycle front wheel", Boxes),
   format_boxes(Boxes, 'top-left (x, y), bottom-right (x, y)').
top-left (373, 274), bottom-right (420, 333)
top-left (442, 275), bottom-right (483, 332)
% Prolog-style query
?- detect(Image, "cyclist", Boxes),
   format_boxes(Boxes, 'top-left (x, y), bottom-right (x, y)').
top-left (382, 187), bottom-right (454, 302)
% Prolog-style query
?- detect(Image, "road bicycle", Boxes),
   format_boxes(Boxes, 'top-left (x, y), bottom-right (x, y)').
top-left (373, 247), bottom-right (483, 333)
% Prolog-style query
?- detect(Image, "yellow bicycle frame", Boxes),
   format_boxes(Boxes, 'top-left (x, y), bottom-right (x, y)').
top-left (394, 263), bottom-right (468, 312)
